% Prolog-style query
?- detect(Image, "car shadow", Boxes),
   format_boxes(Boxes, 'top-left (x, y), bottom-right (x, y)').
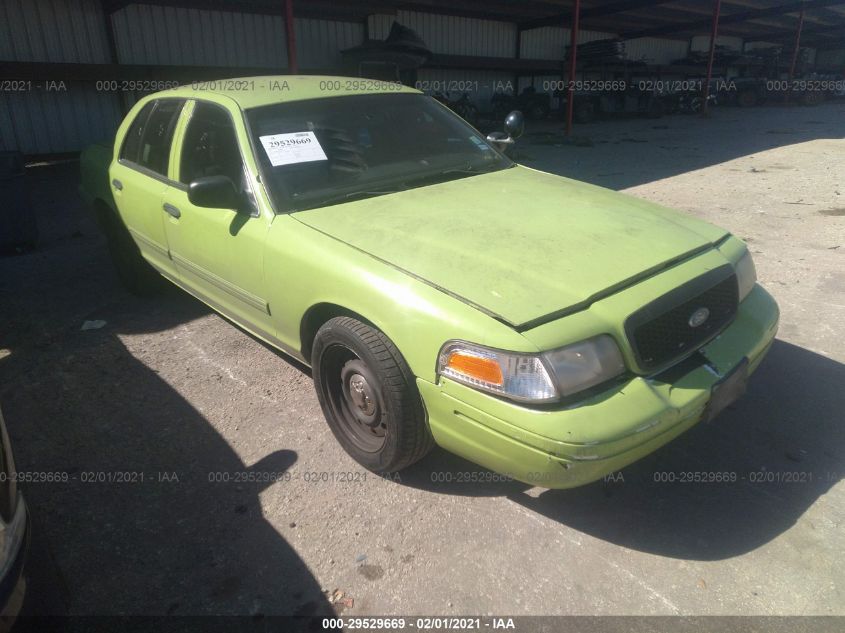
top-left (401, 340), bottom-right (844, 561)
top-left (0, 170), bottom-right (334, 619)
top-left (2, 294), bottom-right (333, 619)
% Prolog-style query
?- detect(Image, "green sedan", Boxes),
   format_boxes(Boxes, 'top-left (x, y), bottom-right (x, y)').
top-left (80, 76), bottom-right (779, 488)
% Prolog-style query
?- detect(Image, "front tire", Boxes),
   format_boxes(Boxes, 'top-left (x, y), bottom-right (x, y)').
top-left (311, 317), bottom-right (433, 473)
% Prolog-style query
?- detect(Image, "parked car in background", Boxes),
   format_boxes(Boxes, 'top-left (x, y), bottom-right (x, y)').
top-left (0, 406), bottom-right (29, 629)
top-left (79, 76), bottom-right (778, 488)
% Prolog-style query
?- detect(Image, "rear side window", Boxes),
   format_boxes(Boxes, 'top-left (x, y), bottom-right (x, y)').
top-left (120, 99), bottom-right (184, 177)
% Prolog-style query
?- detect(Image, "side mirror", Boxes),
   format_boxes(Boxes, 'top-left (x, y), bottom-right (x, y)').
top-left (486, 110), bottom-right (524, 152)
top-left (188, 175), bottom-right (242, 210)
top-left (504, 110), bottom-right (524, 139)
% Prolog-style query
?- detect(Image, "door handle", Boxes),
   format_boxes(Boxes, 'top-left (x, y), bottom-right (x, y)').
top-left (112, 179), bottom-right (123, 191)
top-left (163, 203), bottom-right (181, 219)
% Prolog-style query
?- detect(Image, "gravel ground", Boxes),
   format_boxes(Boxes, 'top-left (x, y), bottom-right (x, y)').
top-left (1, 102), bottom-right (843, 619)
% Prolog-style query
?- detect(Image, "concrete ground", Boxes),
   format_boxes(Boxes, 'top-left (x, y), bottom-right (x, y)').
top-left (1, 102), bottom-right (843, 619)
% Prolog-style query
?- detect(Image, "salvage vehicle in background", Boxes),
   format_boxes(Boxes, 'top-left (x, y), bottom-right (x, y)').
top-left (79, 76), bottom-right (778, 488)
top-left (559, 82), bottom-right (666, 123)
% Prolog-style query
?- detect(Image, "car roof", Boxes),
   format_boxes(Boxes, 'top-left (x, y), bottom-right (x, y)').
top-left (159, 75), bottom-right (421, 109)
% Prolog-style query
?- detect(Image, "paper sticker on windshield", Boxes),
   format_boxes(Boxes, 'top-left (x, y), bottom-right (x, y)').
top-left (469, 135), bottom-right (492, 151)
top-left (259, 132), bottom-right (328, 166)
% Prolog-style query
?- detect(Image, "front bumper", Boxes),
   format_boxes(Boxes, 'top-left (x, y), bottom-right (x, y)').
top-left (420, 284), bottom-right (779, 489)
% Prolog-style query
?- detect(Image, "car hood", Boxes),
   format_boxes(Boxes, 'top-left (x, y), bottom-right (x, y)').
top-left (292, 165), bottom-right (729, 328)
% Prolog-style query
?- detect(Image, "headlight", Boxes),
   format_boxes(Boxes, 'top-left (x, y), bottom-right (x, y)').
top-left (437, 335), bottom-right (626, 403)
top-left (735, 248), bottom-right (757, 301)
top-left (543, 335), bottom-right (627, 397)
top-left (438, 343), bottom-right (557, 402)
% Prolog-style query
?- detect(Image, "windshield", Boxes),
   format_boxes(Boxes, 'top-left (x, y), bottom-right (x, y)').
top-left (246, 93), bottom-right (513, 212)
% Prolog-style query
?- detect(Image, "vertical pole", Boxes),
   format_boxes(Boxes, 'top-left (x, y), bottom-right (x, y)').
top-left (285, 0), bottom-right (297, 74)
top-left (785, 3), bottom-right (805, 105)
top-left (702, 0), bottom-right (721, 115)
top-left (514, 26), bottom-right (521, 102)
top-left (565, 0), bottom-right (581, 136)
top-left (100, 0), bottom-right (129, 114)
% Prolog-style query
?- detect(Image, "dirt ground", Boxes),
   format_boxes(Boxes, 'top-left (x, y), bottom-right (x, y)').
top-left (1, 102), bottom-right (843, 619)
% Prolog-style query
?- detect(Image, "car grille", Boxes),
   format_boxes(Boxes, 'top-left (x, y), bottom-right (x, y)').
top-left (626, 267), bottom-right (739, 372)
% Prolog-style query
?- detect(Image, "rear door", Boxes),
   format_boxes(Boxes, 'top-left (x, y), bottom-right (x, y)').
top-left (161, 98), bottom-right (274, 337)
top-left (109, 98), bottom-right (185, 278)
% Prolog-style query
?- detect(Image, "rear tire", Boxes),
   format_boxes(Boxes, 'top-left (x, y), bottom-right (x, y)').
top-left (101, 206), bottom-right (163, 296)
top-left (311, 317), bottom-right (434, 473)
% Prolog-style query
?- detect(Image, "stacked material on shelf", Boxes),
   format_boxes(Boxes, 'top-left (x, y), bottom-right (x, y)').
top-left (670, 45), bottom-right (742, 66)
top-left (566, 38), bottom-right (626, 64)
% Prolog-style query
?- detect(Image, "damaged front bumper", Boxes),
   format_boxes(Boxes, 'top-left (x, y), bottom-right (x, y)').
top-left (419, 284), bottom-right (779, 489)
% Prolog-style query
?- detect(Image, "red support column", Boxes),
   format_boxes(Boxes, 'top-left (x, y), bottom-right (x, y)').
top-left (565, 0), bottom-right (581, 136)
top-left (702, 0), bottom-right (721, 116)
top-left (285, 0), bottom-right (298, 74)
top-left (785, 3), bottom-right (806, 105)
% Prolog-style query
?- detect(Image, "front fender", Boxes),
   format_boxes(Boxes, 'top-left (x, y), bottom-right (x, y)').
top-left (264, 215), bottom-right (534, 381)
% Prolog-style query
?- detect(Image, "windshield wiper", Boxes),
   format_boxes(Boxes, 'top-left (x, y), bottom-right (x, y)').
top-left (401, 163), bottom-right (506, 189)
top-left (309, 189), bottom-right (400, 209)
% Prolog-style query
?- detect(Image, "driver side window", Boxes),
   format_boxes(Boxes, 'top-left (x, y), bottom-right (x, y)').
top-left (180, 102), bottom-right (244, 187)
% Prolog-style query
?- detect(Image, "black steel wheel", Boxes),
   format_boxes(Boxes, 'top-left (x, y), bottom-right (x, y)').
top-left (311, 317), bottom-right (434, 473)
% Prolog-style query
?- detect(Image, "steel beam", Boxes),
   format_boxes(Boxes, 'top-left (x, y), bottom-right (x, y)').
top-left (285, 0), bottom-right (297, 74)
top-left (519, 0), bottom-right (675, 31)
top-left (566, 0), bottom-right (581, 136)
top-left (702, 0), bottom-right (722, 115)
top-left (785, 3), bottom-right (806, 104)
top-left (622, 0), bottom-right (845, 39)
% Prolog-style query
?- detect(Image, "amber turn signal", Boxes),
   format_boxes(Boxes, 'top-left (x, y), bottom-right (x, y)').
top-left (445, 351), bottom-right (505, 386)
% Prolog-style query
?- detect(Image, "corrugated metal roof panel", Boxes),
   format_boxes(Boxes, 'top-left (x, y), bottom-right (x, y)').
top-left (373, 10), bottom-right (515, 58)
top-left (521, 27), bottom-right (617, 60)
top-left (0, 87), bottom-right (122, 154)
top-left (111, 3), bottom-right (288, 68)
top-left (0, 0), bottom-right (110, 63)
top-left (296, 18), bottom-right (364, 69)
top-left (367, 14), bottom-right (394, 40)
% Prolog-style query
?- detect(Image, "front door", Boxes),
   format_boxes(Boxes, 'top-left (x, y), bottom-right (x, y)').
top-left (161, 99), bottom-right (274, 337)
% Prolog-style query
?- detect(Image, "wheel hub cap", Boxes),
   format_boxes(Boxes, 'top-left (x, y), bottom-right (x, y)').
top-left (348, 373), bottom-right (376, 418)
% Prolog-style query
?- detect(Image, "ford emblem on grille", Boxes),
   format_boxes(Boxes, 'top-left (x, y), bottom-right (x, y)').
top-left (688, 307), bottom-right (710, 328)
